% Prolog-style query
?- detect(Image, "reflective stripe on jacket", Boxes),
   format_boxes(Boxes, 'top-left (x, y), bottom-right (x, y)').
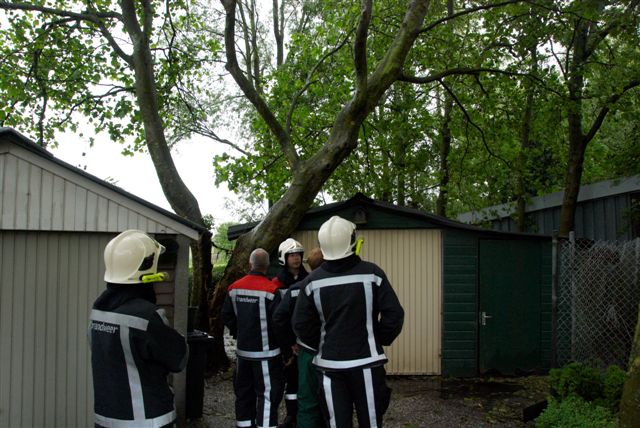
top-left (90, 285), bottom-right (188, 427)
top-left (222, 272), bottom-right (283, 360)
top-left (292, 255), bottom-right (404, 370)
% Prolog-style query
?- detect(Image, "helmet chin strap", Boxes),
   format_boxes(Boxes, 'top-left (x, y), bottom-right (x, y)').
top-left (140, 272), bottom-right (169, 283)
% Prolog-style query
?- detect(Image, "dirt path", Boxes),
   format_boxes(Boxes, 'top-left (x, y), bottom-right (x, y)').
top-left (188, 368), bottom-right (549, 428)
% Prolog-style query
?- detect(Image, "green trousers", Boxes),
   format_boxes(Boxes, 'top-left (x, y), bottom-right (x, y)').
top-left (297, 347), bottom-right (324, 428)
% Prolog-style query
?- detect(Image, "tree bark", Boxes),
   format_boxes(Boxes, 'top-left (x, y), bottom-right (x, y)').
top-left (436, 92), bottom-right (452, 218)
top-left (557, 13), bottom-right (588, 237)
top-left (120, 0), bottom-right (213, 336)
top-left (515, 43), bottom-right (537, 232)
top-left (436, 0), bottom-right (454, 218)
top-left (557, 0), bottom-right (640, 236)
top-left (619, 302), bottom-right (640, 427)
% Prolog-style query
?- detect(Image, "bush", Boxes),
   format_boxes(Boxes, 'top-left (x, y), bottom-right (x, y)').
top-left (597, 365), bottom-right (627, 412)
top-left (549, 362), bottom-right (602, 401)
top-left (536, 396), bottom-right (616, 428)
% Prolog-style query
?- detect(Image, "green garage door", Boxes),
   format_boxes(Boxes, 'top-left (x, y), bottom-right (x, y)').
top-left (479, 239), bottom-right (542, 374)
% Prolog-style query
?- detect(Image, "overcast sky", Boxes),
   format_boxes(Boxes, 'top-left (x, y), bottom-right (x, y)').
top-left (50, 132), bottom-right (239, 225)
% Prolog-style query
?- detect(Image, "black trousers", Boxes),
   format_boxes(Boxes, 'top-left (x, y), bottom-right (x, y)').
top-left (317, 365), bottom-right (391, 428)
top-left (284, 356), bottom-right (299, 415)
top-left (234, 357), bottom-right (284, 428)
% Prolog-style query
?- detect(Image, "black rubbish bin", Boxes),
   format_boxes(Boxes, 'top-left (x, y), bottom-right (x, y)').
top-left (186, 330), bottom-right (214, 419)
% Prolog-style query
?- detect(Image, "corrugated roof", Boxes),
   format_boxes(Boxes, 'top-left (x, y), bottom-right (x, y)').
top-left (227, 192), bottom-right (550, 240)
top-left (457, 175), bottom-right (640, 224)
top-left (0, 127), bottom-right (207, 235)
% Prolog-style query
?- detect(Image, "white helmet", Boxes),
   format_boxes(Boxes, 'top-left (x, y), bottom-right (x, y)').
top-left (318, 216), bottom-right (357, 260)
top-left (278, 238), bottom-right (304, 266)
top-left (104, 230), bottom-right (165, 284)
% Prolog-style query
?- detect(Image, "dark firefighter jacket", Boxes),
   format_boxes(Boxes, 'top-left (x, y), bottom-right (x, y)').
top-left (222, 271), bottom-right (283, 360)
top-left (292, 255), bottom-right (404, 371)
top-left (271, 265), bottom-right (308, 289)
top-left (273, 275), bottom-right (319, 353)
top-left (89, 284), bottom-right (188, 428)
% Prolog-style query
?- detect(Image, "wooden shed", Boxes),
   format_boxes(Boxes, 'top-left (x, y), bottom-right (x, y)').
top-left (229, 193), bottom-right (552, 377)
top-left (458, 175), bottom-right (640, 241)
top-left (0, 127), bottom-right (205, 427)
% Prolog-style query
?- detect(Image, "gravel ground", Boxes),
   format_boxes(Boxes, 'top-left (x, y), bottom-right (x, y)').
top-left (188, 344), bottom-right (550, 428)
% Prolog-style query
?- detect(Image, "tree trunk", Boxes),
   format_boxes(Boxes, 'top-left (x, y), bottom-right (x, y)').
top-left (557, 11), bottom-right (589, 238)
top-left (436, 0), bottom-right (454, 218)
top-left (208, 148), bottom-right (359, 370)
top-left (120, 0), bottom-right (213, 337)
top-left (436, 93), bottom-right (452, 218)
top-left (619, 302), bottom-right (640, 427)
top-left (515, 43), bottom-right (537, 232)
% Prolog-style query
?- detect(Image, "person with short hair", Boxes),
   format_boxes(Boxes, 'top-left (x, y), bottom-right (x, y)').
top-left (89, 230), bottom-right (188, 428)
top-left (293, 216), bottom-right (404, 428)
top-left (223, 248), bottom-right (285, 428)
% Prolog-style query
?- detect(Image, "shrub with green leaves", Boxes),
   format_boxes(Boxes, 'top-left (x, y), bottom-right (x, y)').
top-left (536, 396), bottom-right (616, 428)
top-left (549, 362), bottom-right (603, 401)
top-left (596, 365), bottom-right (628, 412)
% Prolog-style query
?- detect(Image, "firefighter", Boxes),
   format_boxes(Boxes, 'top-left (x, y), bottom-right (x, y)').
top-left (273, 238), bottom-right (308, 288)
top-left (292, 216), bottom-right (405, 428)
top-left (272, 238), bottom-right (309, 428)
top-left (89, 230), bottom-right (188, 428)
top-left (273, 247), bottom-right (324, 428)
top-left (222, 248), bottom-right (285, 428)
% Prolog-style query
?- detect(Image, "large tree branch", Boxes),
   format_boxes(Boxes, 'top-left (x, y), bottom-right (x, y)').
top-left (221, 0), bottom-right (298, 169)
top-left (400, 66), bottom-right (521, 83)
top-left (0, 1), bottom-right (121, 20)
top-left (584, 0), bottom-right (640, 59)
top-left (307, 0), bottom-right (429, 169)
top-left (401, 66), bottom-right (565, 97)
top-left (272, 0), bottom-right (284, 67)
top-left (584, 78), bottom-right (640, 144)
top-left (363, 0), bottom-right (429, 110)
top-left (119, 0), bottom-right (144, 40)
top-left (354, 0), bottom-right (373, 101)
top-left (141, 0), bottom-right (154, 38)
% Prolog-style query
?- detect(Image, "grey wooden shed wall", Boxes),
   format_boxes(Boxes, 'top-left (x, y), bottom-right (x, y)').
top-left (489, 194), bottom-right (635, 241)
top-left (0, 133), bottom-right (196, 236)
top-left (0, 128), bottom-right (199, 427)
top-left (458, 176), bottom-right (640, 241)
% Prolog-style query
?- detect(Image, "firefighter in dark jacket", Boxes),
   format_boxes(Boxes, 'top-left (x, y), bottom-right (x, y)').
top-left (273, 247), bottom-right (325, 428)
top-left (272, 238), bottom-right (308, 428)
top-left (292, 216), bottom-right (404, 428)
top-left (222, 248), bottom-right (285, 428)
top-left (89, 230), bottom-right (188, 428)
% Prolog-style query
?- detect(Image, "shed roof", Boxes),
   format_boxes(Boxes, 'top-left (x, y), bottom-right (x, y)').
top-left (456, 175), bottom-right (640, 224)
top-left (227, 193), bottom-right (550, 240)
top-left (0, 127), bottom-right (206, 239)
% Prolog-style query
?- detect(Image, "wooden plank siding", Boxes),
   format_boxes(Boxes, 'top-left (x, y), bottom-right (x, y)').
top-left (0, 231), bottom-right (185, 427)
top-left (539, 239), bottom-right (553, 370)
top-left (490, 194), bottom-right (635, 241)
top-left (0, 232), bottom-right (109, 427)
top-left (0, 148), bottom-right (197, 239)
top-left (441, 229), bottom-right (478, 377)
top-left (292, 229), bottom-right (443, 375)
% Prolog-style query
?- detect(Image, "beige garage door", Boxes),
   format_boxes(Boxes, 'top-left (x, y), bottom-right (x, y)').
top-left (293, 229), bottom-right (442, 375)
